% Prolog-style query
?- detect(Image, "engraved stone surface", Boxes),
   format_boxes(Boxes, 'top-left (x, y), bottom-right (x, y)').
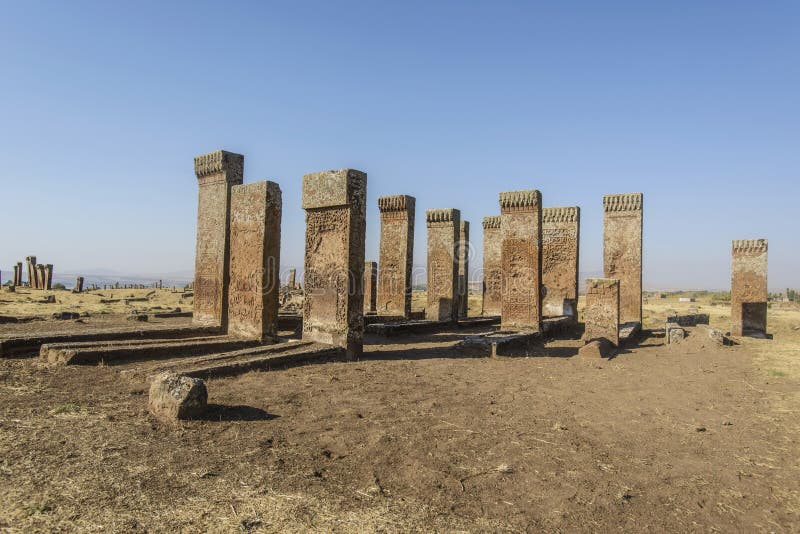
top-left (302, 169), bottom-right (367, 359)
top-left (426, 208), bottom-right (460, 322)
top-left (227, 181), bottom-right (282, 340)
top-left (583, 278), bottom-right (620, 346)
top-left (456, 220), bottom-right (470, 318)
top-left (377, 195), bottom-right (415, 318)
top-left (364, 261), bottom-right (377, 313)
top-left (542, 207), bottom-right (580, 319)
top-left (603, 193), bottom-right (643, 325)
top-left (481, 216), bottom-right (502, 316)
top-left (192, 150), bottom-right (244, 328)
top-left (731, 239), bottom-right (768, 336)
top-left (500, 190), bottom-right (542, 331)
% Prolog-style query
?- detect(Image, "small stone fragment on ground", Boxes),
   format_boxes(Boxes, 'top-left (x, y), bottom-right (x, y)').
top-left (148, 372), bottom-right (208, 422)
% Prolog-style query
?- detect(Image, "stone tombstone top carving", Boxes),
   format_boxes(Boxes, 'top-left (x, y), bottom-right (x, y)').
top-left (542, 206), bottom-right (580, 319)
top-left (377, 194), bottom-right (415, 317)
top-left (227, 180), bottom-right (282, 341)
top-left (482, 215), bottom-right (501, 229)
top-left (499, 189), bottom-right (542, 331)
top-left (603, 192), bottom-right (643, 325)
top-left (302, 169), bottom-right (367, 359)
top-left (731, 238), bottom-right (768, 336)
top-left (192, 149), bottom-right (245, 328)
top-left (426, 208), bottom-right (461, 322)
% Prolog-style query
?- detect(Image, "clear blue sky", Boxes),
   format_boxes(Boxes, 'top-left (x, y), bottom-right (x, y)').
top-left (1, 1), bottom-right (797, 290)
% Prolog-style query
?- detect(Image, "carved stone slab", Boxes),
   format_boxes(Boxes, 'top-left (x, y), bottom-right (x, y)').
top-left (377, 195), bottom-right (415, 318)
top-left (583, 277), bottom-right (620, 346)
top-left (542, 206), bottom-right (580, 319)
top-left (302, 169), bottom-right (367, 359)
top-left (603, 193), bottom-right (643, 325)
top-left (731, 239), bottom-right (768, 336)
top-left (481, 216), bottom-right (502, 316)
top-left (426, 208), bottom-right (460, 322)
top-left (457, 220), bottom-right (470, 318)
top-left (364, 261), bottom-right (377, 313)
top-left (227, 181), bottom-right (281, 340)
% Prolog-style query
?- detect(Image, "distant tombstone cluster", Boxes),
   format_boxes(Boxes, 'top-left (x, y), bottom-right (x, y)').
top-left (9, 256), bottom-right (54, 290)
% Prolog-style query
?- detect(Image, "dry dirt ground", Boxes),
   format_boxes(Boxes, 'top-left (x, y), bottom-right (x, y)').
top-left (1, 292), bottom-right (799, 532)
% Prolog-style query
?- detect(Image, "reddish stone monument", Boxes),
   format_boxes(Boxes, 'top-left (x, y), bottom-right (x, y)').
top-left (583, 278), bottom-right (620, 347)
top-left (192, 150), bottom-right (244, 328)
top-left (301, 169), bottom-right (367, 359)
top-left (603, 193), bottom-right (643, 325)
top-left (288, 268), bottom-right (297, 289)
top-left (426, 208), bottom-right (460, 322)
top-left (377, 195), bottom-right (415, 318)
top-left (500, 190), bottom-right (542, 331)
top-left (481, 216), bottom-right (502, 316)
top-left (542, 206), bottom-right (580, 319)
top-left (731, 239), bottom-right (768, 337)
top-left (364, 261), bottom-right (377, 314)
top-left (227, 181), bottom-right (282, 340)
top-left (26, 256), bottom-right (35, 288)
top-left (35, 264), bottom-right (45, 291)
top-left (456, 220), bottom-right (470, 318)
top-left (44, 264), bottom-right (53, 290)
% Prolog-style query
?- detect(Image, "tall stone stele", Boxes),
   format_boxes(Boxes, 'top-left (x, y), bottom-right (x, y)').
top-left (288, 268), bottom-right (297, 290)
top-left (192, 150), bottom-right (244, 329)
top-left (363, 261), bottom-right (377, 314)
top-left (227, 181), bottom-right (282, 341)
top-left (35, 265), bottom-right (46, 291)
top-left (583, 278), bottom-right (620, 346)
top-left (542, 206), bottom-right (580, 319)
top-left (302, 169), bottom-right (367, 359)
top-left (377, 195), bottom-right (415, 318)
top-left (603, 193), bottom-right (643, 325)
top-left (481, 216), bottom-right (502, 316)
top-left (500, 190), bottom-right (542, 331)
top-left (26, 256), bottom-right (35, 288)
top-left (456, 220), bottom-right (470, 318)
top-left (15, 262), bottom-right (22, 286)
top-left (731, 239), bottom-right (768, 336)
top-left (44, 264), bottom-right (54, 290)
top-left (426, 208), bottom-right (460, 322)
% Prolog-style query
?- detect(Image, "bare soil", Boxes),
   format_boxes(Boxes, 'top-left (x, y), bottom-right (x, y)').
top-left (1, 296), bottom-right (799, 532)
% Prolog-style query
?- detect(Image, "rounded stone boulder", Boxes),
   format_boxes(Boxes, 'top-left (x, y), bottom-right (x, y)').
top-left (148, 372), bottom-right (208, 422)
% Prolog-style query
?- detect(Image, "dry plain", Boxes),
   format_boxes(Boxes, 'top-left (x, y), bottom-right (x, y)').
top-left (1, 288), bottom-right (798, 532)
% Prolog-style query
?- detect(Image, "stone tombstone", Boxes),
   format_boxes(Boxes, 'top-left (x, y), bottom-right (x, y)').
top-left (301, 169), bottom-right (367, 359)
top-left (16, 262), bottom-right (22, 286)
top-left (364, 261), bottom-right (377, 313)
top-left (377, 195), bottom-right (415, 318)
top-left (583, 278), bottom-right (620, 346)
top-left (227, 181), bottom-right (282, 341)
top-left (542, 206), bottom-right (580, 319)
top-left (44, 264), bottom-right (53, 290)
top-left (288, 268), bottom-right (297, 289)
top-left (26, 256), bottom-right (35, 288)
top-left (603, 193), bottom-right (643, 325)
top-left (456, 220), bottom-right (470, 318)
top-left (35, 264), bottom-right (45, 290)
top-left (481, 216), bottom-right (502, 316)
top-left (192, 150), bottom-right (244, 328)
top-left (12, 265), bottom-right (20, 287)
top-left (499, 190), bottom-right (542, 331)
top-left (731, 239), bottom-right (768, 336)
top-left (426, 208), bottom-right (460, 322)
top-left (75, 276), bottom-right (84, 293)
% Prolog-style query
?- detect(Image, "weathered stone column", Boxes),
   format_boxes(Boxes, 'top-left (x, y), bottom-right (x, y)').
top-left (227, 181), bottom-right (282, 341)
top-left (75, 276), bottom-right (84, 293)
top-left (363, 261), bottom-right (377, 313)
top-left (731, 239), bottom-right (768, 336)
top-left (426, 208), bottom-right (460, 322)
top-left (603, 193), bottom-right (643, 325)
top-left (35, 265), bottom-right (45, 290)
top-left (288, 268), bottom-right (297, 289)
top-left (192, 150), bottom-right (244, 328)
top-left (301, 169), bottom-right (367, 359)
top-left (542, 206), bottom-right (580, 319)
top-left (44, 264), bottom-right (53, 290)
top-left (500, 190), bottom-right (542, 331)
top-left (583, 278), bottom-right (620, 346)
top-left (15, 262), bottom-right (22, 286)
top-left (457, 220), bottom-right (470, 318)
top-left (481, 216), bottom-right (502, 316)
top-left (26, 256), bottom-right (35, 288)
top-left (12, 265), bottom-right (20, 287)
top-left (377, 195), bottom-right (415, 318)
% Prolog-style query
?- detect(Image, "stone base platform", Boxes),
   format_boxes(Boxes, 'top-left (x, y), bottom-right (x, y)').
top-left (619, 322), bottom-right (642, 345)
top-left (457, 316), bottom-right (574, 357)
top-left (366, 316), bottom-right (501, 337)
top-left (1, 325), bottom-right (221, 358)
top-left (40, 336), bottom-right (268, 365)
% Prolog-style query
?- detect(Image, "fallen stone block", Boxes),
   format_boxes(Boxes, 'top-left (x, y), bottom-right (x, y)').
top-left (666, 313), bottom-right (710, 327)
top-left (148, 372), bottom-right (207, 422)
top-left (127, 313), bottom-right (148, 322)
top-left (665, 322), bottom-right (685, 345)
top-left (578, 339), bottom-right (616, 359)
top-left (52, 311), bottom-right (81, 320)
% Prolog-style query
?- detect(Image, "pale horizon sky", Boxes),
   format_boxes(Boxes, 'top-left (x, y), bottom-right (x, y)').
top-left (1, 1), bottom-right (797, 291)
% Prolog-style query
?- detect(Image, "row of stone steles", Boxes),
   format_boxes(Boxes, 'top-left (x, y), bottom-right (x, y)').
top-left (9, 256), bottom-right (54, 290)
